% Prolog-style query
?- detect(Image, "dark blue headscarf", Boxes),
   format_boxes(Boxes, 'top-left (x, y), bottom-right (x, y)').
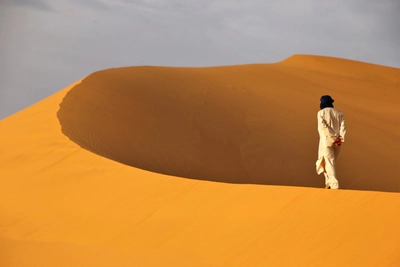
top-left (320, 95), bottom-right (334, 109)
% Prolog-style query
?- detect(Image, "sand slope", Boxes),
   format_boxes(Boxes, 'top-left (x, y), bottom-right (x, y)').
top-left (57, 54), bottom-right (400, 191)
top-left (1, 55), bottom-right (399, 266)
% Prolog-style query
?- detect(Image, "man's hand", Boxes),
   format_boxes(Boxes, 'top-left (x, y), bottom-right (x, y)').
top-left (334, 136), bottom-right (343, 146)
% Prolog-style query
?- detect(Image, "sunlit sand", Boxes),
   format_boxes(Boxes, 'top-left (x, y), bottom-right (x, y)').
top-left (1, 55), bottom-right (399, 266)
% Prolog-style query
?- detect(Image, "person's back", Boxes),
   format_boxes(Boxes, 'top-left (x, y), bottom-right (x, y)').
top-left (316, 96), bottom-right (346, 189)
top-left (317, 107), bottom-right (346, 147)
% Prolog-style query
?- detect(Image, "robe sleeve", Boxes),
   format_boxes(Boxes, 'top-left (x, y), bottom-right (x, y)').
top-left (317, 112), bottom-right (337, 143)
top-left (340, 113), bottom-right (346, 142)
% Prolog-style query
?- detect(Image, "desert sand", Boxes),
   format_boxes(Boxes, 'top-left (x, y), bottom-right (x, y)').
top-left (1, 55), bottom-right (399, 266)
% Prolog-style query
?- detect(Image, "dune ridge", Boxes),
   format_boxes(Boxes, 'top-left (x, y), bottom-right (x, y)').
top-left (1, 55), bottom-right (399, 266)
top-left (280, 54), bottom-right (400, 84)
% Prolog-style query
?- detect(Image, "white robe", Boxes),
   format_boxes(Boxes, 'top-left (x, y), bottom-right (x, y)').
top-left (316, 107), bottom-right (346, 189)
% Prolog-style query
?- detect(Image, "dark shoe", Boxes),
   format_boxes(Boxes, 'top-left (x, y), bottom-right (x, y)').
top-left (325, 183), bottom-right (331, 189)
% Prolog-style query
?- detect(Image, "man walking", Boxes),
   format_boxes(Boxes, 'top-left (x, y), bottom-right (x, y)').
top-left (316, 95), bottom-right (346, 189)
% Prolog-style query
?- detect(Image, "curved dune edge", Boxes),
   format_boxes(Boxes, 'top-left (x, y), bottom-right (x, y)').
top-left (0, 55), bottom-right (399, 266)
top-left (57, 55), bottom-right (399, 191)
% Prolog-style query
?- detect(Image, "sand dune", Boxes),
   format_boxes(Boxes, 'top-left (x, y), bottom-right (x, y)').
top-left (57, 54), bottom-right (399, 191)
top-left (1, 55), bottom-right (399, 266)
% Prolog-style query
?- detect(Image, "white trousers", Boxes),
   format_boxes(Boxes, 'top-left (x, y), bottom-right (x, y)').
top-left (320, 145), bottom-right (341, 189)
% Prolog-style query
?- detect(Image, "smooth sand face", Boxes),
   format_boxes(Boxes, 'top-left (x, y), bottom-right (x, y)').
top-left (57, 55), bottom-right (399, 191)
top-left (1, 55), bottom-right (399, 267)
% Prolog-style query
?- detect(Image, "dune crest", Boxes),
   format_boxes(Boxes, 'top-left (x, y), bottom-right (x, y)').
top-left (279, 54), bottom-right (400, 84)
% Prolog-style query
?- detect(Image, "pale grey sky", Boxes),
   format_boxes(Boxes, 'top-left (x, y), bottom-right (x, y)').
top-left (1, 0), bottom-right (399, 119)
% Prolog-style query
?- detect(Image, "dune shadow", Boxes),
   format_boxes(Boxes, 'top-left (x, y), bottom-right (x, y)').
top-left (57, 67), bottom-right (399, 193)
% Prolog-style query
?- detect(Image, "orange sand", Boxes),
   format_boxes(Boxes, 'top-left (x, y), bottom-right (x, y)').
top-left (1, 55), bottom-right (399, 266)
